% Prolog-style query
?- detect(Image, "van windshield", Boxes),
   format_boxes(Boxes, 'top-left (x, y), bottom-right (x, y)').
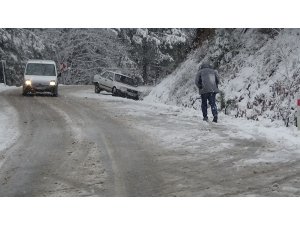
top-left (25, 63), bottom-right (56, 76)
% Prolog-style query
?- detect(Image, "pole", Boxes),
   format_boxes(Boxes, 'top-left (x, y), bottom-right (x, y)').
top-left (297, 98), bottom-right (300, 130)
top-left (1, 60), bottom-right (6, 86)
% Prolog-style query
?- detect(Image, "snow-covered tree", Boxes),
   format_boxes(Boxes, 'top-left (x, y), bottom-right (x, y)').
top-left (1, 28), bottom-right (195, 85)
top-left (0, 28), bottom-right (46, 85)
top-left (118, 28), bottom-right (194, 84)
top-left (35, 29), bottom-right (131, 84)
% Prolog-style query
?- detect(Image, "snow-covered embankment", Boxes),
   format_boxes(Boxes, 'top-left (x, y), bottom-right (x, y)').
top-left (0, 84), bottom-right (20, 152)
top-left (143, 36), bottom-right (300, 163)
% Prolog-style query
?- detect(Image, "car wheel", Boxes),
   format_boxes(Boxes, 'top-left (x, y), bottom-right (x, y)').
top-left (95, 83), bottom-right (101, 93)
top-left (112, 87), bottom-right (118, 96)
top-left (22, 86), bottom-right (27, 96)
top-left (53, 86), bottom-right (58, 97)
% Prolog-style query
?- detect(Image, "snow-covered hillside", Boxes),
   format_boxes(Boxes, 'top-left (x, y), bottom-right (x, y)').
top-left (145, 29), bottom-right (300, 127)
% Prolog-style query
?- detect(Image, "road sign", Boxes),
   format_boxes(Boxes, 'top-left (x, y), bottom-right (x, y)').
top-left (60, 63), bottom-right (68, 72)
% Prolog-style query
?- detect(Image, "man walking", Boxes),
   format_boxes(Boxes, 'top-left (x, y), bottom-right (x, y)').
top-left (195, 62), bottom-right (220, 123)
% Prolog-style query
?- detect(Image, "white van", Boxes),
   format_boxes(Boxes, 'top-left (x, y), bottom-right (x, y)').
top-left (23, 60), bottom-right (60, 96)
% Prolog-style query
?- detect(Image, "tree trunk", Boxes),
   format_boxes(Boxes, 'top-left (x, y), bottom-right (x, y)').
top-left (142, 62), bottom-right (147, 84)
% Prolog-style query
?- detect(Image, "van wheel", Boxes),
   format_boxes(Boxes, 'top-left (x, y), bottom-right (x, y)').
top-left (22, 87), bottom-right (27, 96)
top-left (95, 83), bottom-right (101, 93)
top-left (112, 87), bottom-right (118, 96)
top-left (53, 86), bottom-right (58, 97)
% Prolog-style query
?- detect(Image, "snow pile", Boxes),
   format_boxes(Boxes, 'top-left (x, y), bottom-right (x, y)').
top-left (145, 29), bottom-right (300, 127)
top-left (0, 84), bottom-right (20, 152)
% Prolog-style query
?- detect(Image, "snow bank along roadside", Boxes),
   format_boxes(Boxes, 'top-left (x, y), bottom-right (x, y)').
top-left (142, 60), bottom-right (300, 152)
top-left (71, 88), bottom-right (300, 164)
top-left (145, 29), bottom-right (300, 126)
top-left (0, 84), bottom-right (20, 153)
top-left (146, 92), bottom-right (300, 164)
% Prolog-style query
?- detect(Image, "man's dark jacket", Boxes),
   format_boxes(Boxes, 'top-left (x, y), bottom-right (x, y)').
top-left (195, 63), bottom-right (220, 95)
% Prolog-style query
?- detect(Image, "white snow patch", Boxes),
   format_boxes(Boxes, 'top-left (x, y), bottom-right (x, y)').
top-left (132, 35), bottom-right (142, 45)
top-left (0, 84), bottom-right (20, 153)
top-left (10, 53), bottom-right (18, 62)
top-left (222, 115), bottom-right (300, 150)
top-left (164, 34), bottom-right (186, 46)
top-left (221, 115), bottom-right (300, 164)
top-left (136, 28), bottom-right (148, 38)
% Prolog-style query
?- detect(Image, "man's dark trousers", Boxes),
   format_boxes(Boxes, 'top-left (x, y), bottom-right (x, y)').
top-left (201, 92), bottom-right (218, 119)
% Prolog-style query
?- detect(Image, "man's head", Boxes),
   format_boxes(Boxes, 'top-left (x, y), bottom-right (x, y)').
top-left (200, 62), bottom-right (213, 70)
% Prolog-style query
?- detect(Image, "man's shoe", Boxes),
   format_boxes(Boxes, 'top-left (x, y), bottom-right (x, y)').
top-left (203, 117), bottom-right (208, 122)
top-left (213, 117), bottom-right (218, 123)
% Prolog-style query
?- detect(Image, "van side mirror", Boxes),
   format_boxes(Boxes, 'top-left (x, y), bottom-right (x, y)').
top-left (58, 72), bottom-right (62, 77)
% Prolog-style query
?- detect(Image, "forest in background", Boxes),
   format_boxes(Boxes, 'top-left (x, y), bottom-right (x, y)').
top-left (0, 28), bottom-right (197, 85)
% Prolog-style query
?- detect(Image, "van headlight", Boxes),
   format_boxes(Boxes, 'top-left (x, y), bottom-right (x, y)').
top-left (49, 81), bottom-right (56, 86)
top-left (25, 80), bottom-right (31, 86)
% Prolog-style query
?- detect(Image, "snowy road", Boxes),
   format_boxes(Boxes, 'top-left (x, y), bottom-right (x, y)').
top-left (0, 86), bottom-right (164, 196)
top-left (0, 85), bottom-right (299, 196)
